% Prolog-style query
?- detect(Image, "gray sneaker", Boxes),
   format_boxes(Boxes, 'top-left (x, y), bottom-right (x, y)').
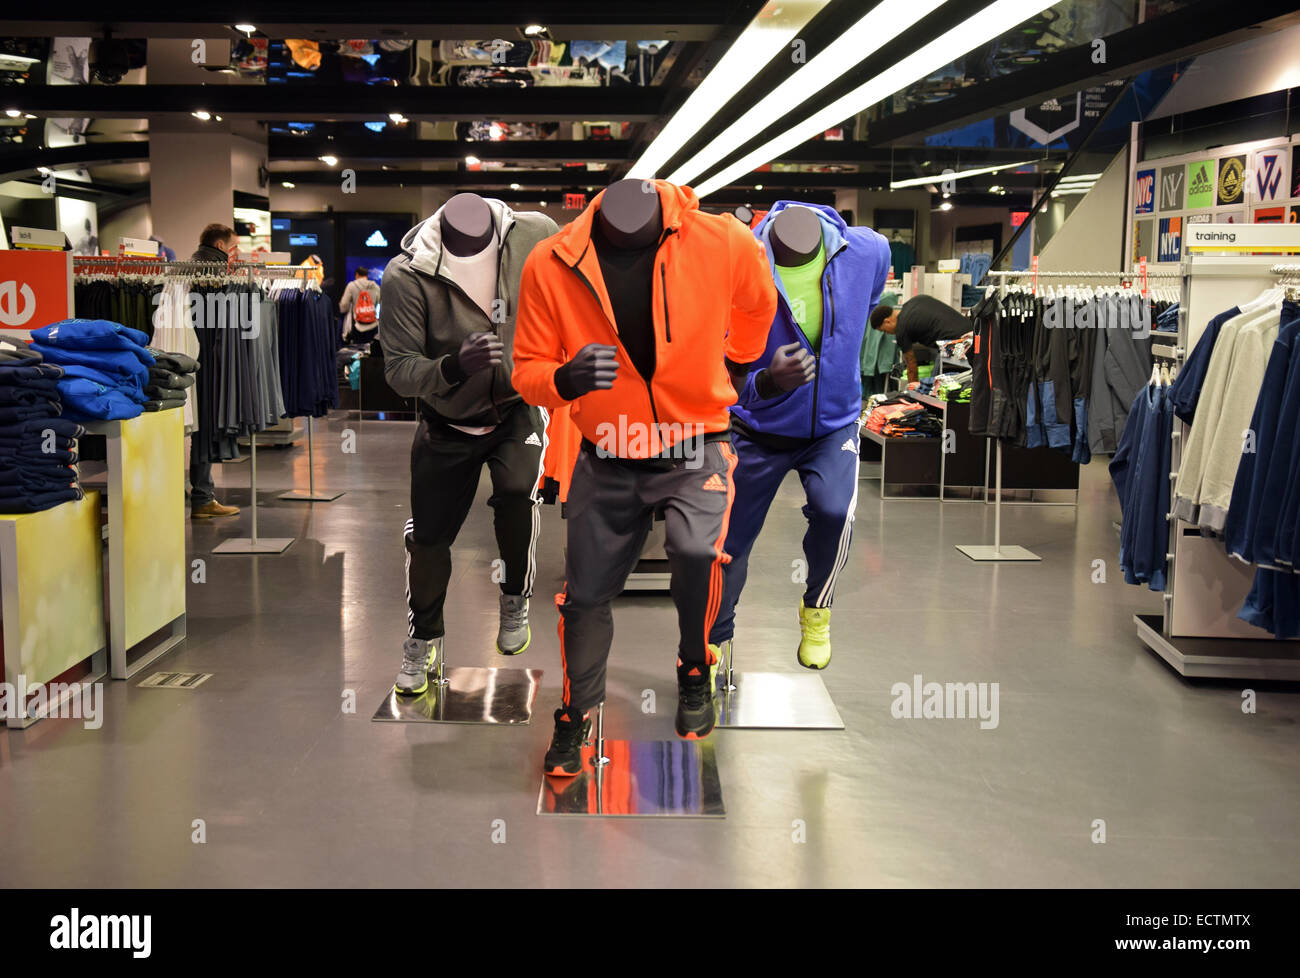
top-left (497, 594), bottom-right (530, 655)
top-left (395, 637), bottom-right (437, 695)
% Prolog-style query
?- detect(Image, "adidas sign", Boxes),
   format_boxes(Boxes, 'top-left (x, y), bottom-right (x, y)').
top-left (524, 432), bottom-right (541, 447)
top-left (1189, 166), bottom-right (1212, 195)
top-left (841, 438), bottom-right (857, 454)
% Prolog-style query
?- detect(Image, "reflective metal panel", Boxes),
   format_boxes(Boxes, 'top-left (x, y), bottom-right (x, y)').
top-left (714, 671), bottom-right (845, 729)
top-left (537, 740), bottom-right (725, 817)
top-left (371, 667), bottom-right (543, 724)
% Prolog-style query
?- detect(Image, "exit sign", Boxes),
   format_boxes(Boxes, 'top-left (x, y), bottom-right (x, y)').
top-left (564, 193), bottom-right (587, 210)
top-left (1010, 211), bottom-right (1029, 228)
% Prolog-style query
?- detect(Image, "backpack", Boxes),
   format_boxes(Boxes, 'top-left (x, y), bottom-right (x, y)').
top-left (354, 288), bottom-right (377, 325)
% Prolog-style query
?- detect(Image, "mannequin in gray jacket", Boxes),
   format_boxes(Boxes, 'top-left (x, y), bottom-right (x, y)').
top-left (379, 194), bottom-right (558, 696)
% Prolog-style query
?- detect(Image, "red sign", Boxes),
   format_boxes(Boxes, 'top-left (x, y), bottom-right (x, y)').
top-left (0, 250), bottom-right (73, 340)
top-left (1139, 256), bottom-right (1148, 297)
top-left (1010, 211), bottom-right (1029, 228)
top-left (1031, 255), bottom-right (1039, 295)
top-left (564, 193), bottom-right (587, 211)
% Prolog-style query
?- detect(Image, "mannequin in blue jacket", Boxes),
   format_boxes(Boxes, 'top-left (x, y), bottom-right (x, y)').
top-left (711, 202), bottom-right (889, 670)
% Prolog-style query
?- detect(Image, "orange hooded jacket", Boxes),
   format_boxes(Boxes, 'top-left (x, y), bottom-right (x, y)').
top-left (512, 181), bottom-right (776, 458)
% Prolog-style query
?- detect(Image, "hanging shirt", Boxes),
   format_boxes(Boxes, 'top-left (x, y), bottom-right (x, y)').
top-left (776, 241), bottom-right (826, 350)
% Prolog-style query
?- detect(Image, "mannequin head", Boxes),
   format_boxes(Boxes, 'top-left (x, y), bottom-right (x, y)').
top-left (596, 178), bottom-right (662, 250)
top-left (769, 206), bottom-right (822, 266)
top-left (440, 192), bottom-right (495, 256)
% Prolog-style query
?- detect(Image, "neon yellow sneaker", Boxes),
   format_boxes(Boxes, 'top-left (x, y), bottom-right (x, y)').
top-left (797, 600), bottom-right (831, 669)
top-left (708, 642), bottom-right (727, 689)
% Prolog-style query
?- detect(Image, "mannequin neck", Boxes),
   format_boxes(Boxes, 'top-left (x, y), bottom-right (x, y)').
top-left (595, 180), bottom-right (663, 250)
top-left (770, 207), bottom-right (823, 267)
top-left (440, 194), bottom-right (496, 257)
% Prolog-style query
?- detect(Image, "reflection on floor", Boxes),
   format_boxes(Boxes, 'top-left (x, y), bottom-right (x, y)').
top-left (2, 413), bottom-right (1298, 886)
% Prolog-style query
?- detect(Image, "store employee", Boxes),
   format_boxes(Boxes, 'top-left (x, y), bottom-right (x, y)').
top-left (870, 294), bottom-right (970, 384)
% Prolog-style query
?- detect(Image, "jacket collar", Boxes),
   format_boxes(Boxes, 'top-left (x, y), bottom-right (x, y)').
top-left (551, 180), bottom-right (698, 267)
top-left (400, 197), bottom-right (519, 280)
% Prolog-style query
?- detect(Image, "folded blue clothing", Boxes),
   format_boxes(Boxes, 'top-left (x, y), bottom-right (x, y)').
top-left (28, 343), bottom-right (151, 388)
top-left (54, 363), bottom-right (147, 404)
top-left (0, 382), bottom-right (60, 405)
top-left (0, 401), bottom-right (60, 423)
top-left (0, 417), bottom-right (85, 438)
top-left (31, 319), bottom-right (151, 358)
top-left (0, 464), bottom-right (78, 487)
top-left (56, 377), bottom-right (143, 421)
top-left (0, 433), bottom-right (79, 452)
top-left (0, 485), bottom-right (85, 514)
top-left (0, 446), bottom-right (78, 465)
top-left (0, 363), bottom-right (64, 383)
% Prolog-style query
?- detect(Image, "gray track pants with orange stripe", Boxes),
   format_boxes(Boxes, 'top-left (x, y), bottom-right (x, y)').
top-left (557, 439), bottom-right (737, 712)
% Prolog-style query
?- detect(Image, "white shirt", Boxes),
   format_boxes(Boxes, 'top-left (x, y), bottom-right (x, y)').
top-left (440, 233), bottom-right (499, 435)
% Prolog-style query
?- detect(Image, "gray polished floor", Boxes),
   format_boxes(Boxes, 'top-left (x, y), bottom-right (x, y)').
top-left (2, 415), bottom-right (1298, 888)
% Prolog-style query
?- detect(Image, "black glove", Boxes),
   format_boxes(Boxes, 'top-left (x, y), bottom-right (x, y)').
top-left (443, 331), bottom-right (504, 383)
top-left (555, 343), bottom-right (619, 400)
top-left (754, 341), bottom-right (815, 399)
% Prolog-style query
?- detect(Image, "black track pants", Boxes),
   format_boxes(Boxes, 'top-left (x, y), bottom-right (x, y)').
top-left (404, 402), bottom-right (548, 639)
top-left (557, 440), bottom-right (737, 712)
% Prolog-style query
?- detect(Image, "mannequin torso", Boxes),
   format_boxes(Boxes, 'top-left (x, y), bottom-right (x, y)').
top-left (593, 179), bottom-right (663, 382)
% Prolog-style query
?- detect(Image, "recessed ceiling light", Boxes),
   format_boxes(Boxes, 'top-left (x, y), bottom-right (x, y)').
top-left (465, 155), bottom-right (481, 166)
top-left (523, 25), bottom-right (547, 36)
top-left (214, 115), bottom-right (223, 121)
top-left (942, 192), bottom-right (950, 199)
top-left (940, 202), bottom-right (953, 211)
top-left (235, 23), bottom-right (257, 33)
top-left (754, 183), bottom-right (763, 191)
top-left (281, 181), bottom-right (295, 188)
top-left (389, 112), bottom-right (407, 123)
top-left (191, 110), bottom-right (211, 121)
top-left (319, 154), bottom-right (338, 166)
top-left (4, 108), bottom-right (20, 118)
top-left (509, 183), bottom-right (522, 190)
top-left (988, 184), bottom-right (1001, 193)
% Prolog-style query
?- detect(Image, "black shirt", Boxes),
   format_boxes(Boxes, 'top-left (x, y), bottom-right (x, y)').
top-left (895, 294), bottom-right (971, 354)
top-left (592, 219), bottom-right (657, 382)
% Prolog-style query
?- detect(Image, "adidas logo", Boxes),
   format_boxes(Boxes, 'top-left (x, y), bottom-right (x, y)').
top-left (524, 432), bottom-right (541, 447)
top-left (702, 473), bottom-right (727, 492)
top-left (841, 438), bottom-right (857, 453)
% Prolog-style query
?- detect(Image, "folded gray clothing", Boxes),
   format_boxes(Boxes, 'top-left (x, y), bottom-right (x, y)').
top-left (0, 339), bottom-right (41, 364)
top-left (143, 384), bottom-right (187, 401)
top-left (146, 368), bottom-right (196, 390)
top-left (143, 399), bottom-right (184, 412)
top-left (146, 349), bottom-right (198, 374)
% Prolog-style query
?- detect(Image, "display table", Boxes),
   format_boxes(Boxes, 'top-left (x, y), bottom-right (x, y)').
top-left (84, 411), bottom-right (187, 678)
top-left (0, 492), bottom-right (107, 727)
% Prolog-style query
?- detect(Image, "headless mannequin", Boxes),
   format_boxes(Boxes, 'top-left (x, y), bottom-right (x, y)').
top-left (769, 205), bottom-right (822, 267)
top-left (438, 192), bottom-right (503, 431)
top-left (592, 179), bottom-right (662, 383)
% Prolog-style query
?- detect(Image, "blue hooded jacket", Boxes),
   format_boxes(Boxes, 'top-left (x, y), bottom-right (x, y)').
top-left (730, 201), bottom-right (890, 441)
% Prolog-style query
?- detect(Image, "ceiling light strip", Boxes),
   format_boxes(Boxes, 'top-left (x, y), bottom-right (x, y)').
top-left (667, 0), bottom-right (944, 187)
top-left (628, 0), bottom-right (828, 181)
top-left (888, 159), bottom-right (1038, 190)
top-left (693, 0), bottom-right (1060, 198)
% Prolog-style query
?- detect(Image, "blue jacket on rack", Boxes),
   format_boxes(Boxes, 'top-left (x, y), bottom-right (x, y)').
top-left (729, 201), bottom-right (891, 442)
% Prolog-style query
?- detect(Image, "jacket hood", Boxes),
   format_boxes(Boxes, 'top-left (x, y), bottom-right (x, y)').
top-left (753, 200), bottom-right (848, 268)
top-left (551, 180), bottom-right (700, 265)
top-left (400, 197), bottom-right (520, 279)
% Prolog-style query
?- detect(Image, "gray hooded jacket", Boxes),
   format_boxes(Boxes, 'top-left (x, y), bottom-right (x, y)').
top-left (379, 199), bottom-right (557, 425)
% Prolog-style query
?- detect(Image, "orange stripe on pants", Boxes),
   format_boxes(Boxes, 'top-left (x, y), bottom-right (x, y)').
top-left (704, 443), bottom-right (739, 657)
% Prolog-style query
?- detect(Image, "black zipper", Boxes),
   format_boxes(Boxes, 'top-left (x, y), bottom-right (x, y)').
top-left (660, 262), bottom-right (671, 342)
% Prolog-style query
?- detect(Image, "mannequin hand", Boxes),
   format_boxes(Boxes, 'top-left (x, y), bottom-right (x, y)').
top-left (767, 341), bottom-right (815, 391)
top-left (456, 331), bottom-right (504, 376)
top-left (557, 343), bottom-right (619, 398)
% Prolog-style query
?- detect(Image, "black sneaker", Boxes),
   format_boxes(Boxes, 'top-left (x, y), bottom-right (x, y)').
top-left (543, 708), bottom-right (591, 777)
top-left (675, 658), bottom-right (716, 739)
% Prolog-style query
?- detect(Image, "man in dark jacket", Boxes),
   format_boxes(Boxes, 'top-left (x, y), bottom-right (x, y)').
top-left (187, 223), bottom-right (240, 518)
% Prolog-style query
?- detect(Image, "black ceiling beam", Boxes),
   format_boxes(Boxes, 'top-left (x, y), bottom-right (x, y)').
top-left (3, 85), bottom-right (670, 122)
top-left (0, 141), bottom-right (150, 181)
top-left (866, 0), bottom-right (1300, 145)
top-left (270, 167), bottom-right (878, 192)
top-left (266, 138), bottom-right (634, 163)
top-left (0, 2), bottom-right (759, 40)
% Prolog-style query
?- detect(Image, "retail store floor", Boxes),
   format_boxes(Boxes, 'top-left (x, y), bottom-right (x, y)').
top-left (4, 415), bottom-right (1299, 888)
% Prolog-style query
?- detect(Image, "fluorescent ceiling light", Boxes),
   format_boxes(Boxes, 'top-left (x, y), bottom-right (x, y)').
top-left (694, 0), bottom-right (1059, 198)
top-left (628, 0), bottom-right (829, 181)
top-left (666, 0), bottom-right (940, 187)
top-left (888, 159), bottom-right (1037, 190)
top-left (1051, 187), bottom-right (1091, 196)
top-left (1056, 172), bottom-right (1101, 182)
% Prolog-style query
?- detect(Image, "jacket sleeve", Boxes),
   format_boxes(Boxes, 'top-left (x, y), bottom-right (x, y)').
top-left (723, 218), bottom-right (777, 365)
top-left (868, 231), bottom-right (890, 313)
top-left (339, 281), bottom-right (355, 314)
top-left (511, 247), bottom-right (569, 410)
top-left (379, 263), bottom-right (459, 398)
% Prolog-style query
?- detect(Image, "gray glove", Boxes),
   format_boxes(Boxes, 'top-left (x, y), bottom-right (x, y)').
top-left (555, 343), bottom-right (619, 399)
top-left (445, 331), bottom-right (504, 382)
top-left (755, 341), bottom-right (815, 398)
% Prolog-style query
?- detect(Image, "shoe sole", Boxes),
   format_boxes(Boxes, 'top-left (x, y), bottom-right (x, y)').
top-left (797, 658), bottom-right (830, 670)
top-left (544, 763), bottom-right (580, 777)
top-left (677, 728), bottom-right (714, 740)
top-left (395, 679), bottom-right (429, 696)
top-left (191, 512), bottom-right (240, 519)
top-left (496, 628), bottom-right (531, 656)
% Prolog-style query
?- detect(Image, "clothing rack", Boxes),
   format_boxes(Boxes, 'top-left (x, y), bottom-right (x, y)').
top-left (1135, 250), bottom-right (1300, 679)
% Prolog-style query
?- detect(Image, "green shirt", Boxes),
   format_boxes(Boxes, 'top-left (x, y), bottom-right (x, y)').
top-left (776, 241), bottom-right (826, 349)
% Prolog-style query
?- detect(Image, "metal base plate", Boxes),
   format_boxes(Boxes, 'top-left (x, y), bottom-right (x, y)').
top-left (624, 557), bottom-right (671, 591)
top-left (714, 671), bottom-right (844, 729)
top-left (955, 544), bottom-right (1040, 561)
top-left (277, 490), bottom-right (344, 502)
top-left (371, 666), bottom-right (543, 724)
top-left (211, 537), bottom-right (295, 554)
top-left (537, 739), bottom-right (724, 817)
